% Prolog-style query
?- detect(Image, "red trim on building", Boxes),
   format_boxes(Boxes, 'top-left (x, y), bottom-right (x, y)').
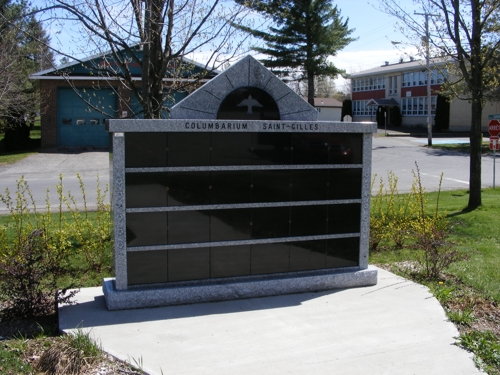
top-left (401, 85), bottom-right (441, 97)
top-left (352, 90), bottom-right (385, 100)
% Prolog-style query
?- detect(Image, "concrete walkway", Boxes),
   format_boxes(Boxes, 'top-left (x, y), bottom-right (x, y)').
top-left (59, 268), bottom-right (480, 375)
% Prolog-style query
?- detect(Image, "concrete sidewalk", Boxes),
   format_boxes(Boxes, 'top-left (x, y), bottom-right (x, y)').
top-left (59, 268), bottom-right (480, 375)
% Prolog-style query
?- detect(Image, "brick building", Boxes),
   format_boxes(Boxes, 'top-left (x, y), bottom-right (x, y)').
top-left (350, 59), bottom-right (500, 132)
top-left (31, 50), bottom-right (216, 149)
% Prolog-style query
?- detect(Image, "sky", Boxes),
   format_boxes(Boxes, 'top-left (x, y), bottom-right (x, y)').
top-left (328, 0), bottom-right (421, 89)
top-left (42, 0), bottom-right (424, 89)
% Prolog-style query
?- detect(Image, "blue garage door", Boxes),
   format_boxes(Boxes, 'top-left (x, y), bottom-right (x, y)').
top-left (58, 88), bottom-right (117, 147)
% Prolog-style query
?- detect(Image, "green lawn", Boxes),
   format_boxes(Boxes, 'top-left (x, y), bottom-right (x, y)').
top-left (429, 142), bottom-right (492, 154)
top-left (371, 188), bottom-right (500, 301)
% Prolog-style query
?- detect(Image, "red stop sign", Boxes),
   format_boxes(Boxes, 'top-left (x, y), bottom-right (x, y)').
top-left (489, 119), bottom-right (500, 137)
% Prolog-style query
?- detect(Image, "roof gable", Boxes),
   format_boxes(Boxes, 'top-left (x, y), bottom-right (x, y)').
top-left (31, 46), bottom-right (214, 79)
top-left (170, 55), bottom-right (317, 121)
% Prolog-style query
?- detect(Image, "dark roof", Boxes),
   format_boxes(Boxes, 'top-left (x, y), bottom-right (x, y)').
top-left (366, 98), bottom-right (399, 107)
top-left (31, 45), bottom-right (218, 79)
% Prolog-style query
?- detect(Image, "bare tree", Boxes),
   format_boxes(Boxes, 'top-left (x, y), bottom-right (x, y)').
top-left (378, 0), bottom-right (500, 210)
top-left (37, 0), bottom-right (251, 119)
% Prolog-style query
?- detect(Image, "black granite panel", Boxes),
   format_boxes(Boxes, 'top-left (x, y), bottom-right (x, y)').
top-left (289, 240), bottom-right (327, 271)
top-left (168, 133), bottom-right (210, 166)
top-left (251, 207), bottom-right (290, 239)
top-left (211, 133), bottom-right (253, 165)
top-left (329, 134), bottom-right (362, 164)
top-left (168, 248), bottom-right (210, 281)
top-left (291, 170), bottom-right (328, 201)
top-left (326, 237), bottom-right (359, 268)
top-left (252, 133), bottom-right (292, 165)
top-left (126, 212), bottom-right (167, 247)
top-left (328, 169), bottom-right (362, 200)
top-left (327, 204), bottom-right (361, 234)
top-left (290, 205), bottom-right (328, 237)
top-left (211, 246), bottom-right (251, 278)
top-left (252, 170), bottom-right (291, 203)
top-left (127, 250), bottom-right (168, 285)
top-left (167, 172), bottom-right (210, 206)
top-left (251, 243), bottom-right (290, 275)
top-left (125, 133), bottom-right (167, 168)
top-left (211, 209), bottom-right (252, 242)
top-left (125, 173), bottom-right (168, 208)
top-left (168, 211), bottom-right (210, 244)
top-left (210, 171), bottom-right (252, 204)
top-left (291, 133), bottom-right (330, 164)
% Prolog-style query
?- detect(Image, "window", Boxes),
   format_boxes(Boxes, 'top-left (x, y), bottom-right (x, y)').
top-left (419, 71), bottom-right (426, 85)
top-left (401, 96), bottom-right (437, 116)
top-left (353, 100), bottom-right (377, 116)
top-left (351, 76), bottom-right (385, 92)
top-left (389, 75), bottom-right (398, 95)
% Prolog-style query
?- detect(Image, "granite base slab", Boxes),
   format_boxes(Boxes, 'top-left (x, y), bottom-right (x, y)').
top-left (102, 266), bottom-right (378, 310)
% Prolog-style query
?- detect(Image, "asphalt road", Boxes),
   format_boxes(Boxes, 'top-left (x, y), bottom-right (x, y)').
top-left (0, 150), bottom-right (109, 214)
top-left (0, 137), bottom-right (497, 213)
top-left (371, 136), bottom-right (497, 193)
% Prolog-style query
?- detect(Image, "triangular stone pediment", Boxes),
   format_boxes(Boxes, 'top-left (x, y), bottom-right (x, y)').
top-left (170, 55), bottom-right (317, 121)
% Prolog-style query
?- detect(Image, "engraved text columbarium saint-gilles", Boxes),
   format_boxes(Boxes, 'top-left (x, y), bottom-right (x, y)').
top-left (184, 122), bottom-right (319, 131)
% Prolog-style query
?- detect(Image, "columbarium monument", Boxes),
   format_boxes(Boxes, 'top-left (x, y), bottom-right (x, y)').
top-left (104, 55), bottom-right (378, 310)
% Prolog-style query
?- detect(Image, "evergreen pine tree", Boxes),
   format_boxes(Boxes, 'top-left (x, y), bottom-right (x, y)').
top-left (0, 0), bottom-right (53, 150)
top-left (235, 0), bottom-right (355, 106)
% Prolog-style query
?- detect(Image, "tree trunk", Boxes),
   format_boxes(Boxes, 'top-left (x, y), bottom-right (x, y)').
top-left (307, 71), bottom-right (315, 107)
top-left (467, 98), bottom-right (483, 210)
top-left (467, 0), bottom-right (483, 211)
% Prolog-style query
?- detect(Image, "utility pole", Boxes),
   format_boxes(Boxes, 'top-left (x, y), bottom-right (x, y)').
top-left (415, 11), bottom-right (438, 147)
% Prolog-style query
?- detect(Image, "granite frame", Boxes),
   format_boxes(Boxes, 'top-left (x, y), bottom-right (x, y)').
top-left (106, 119), bottom-right (377, 309)
top-left (104, 55), bottom-right (377, 310)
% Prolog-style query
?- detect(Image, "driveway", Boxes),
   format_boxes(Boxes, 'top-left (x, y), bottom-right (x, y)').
top-left (0, 150), bottom-right (109, 214)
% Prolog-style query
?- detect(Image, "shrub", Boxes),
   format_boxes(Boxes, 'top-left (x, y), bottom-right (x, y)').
top-left (64, 174), bottom-right (112, 273)
top-left (370, 163), bottom-right (467, 280)
top-left (341, 99), bottom-right (353, 121)
top-left (370, 171), bottom-right (415, 250)
top-left (435, 94), bottom-right (450, 131)
top-left (0, 175), bottom-right (111, 319)
top-left (3, 120), bottom-right (31, 152)
top-left (410, 164), bottom-right (467, 280)
top-left (390, 106), bottom-right (402, 127)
